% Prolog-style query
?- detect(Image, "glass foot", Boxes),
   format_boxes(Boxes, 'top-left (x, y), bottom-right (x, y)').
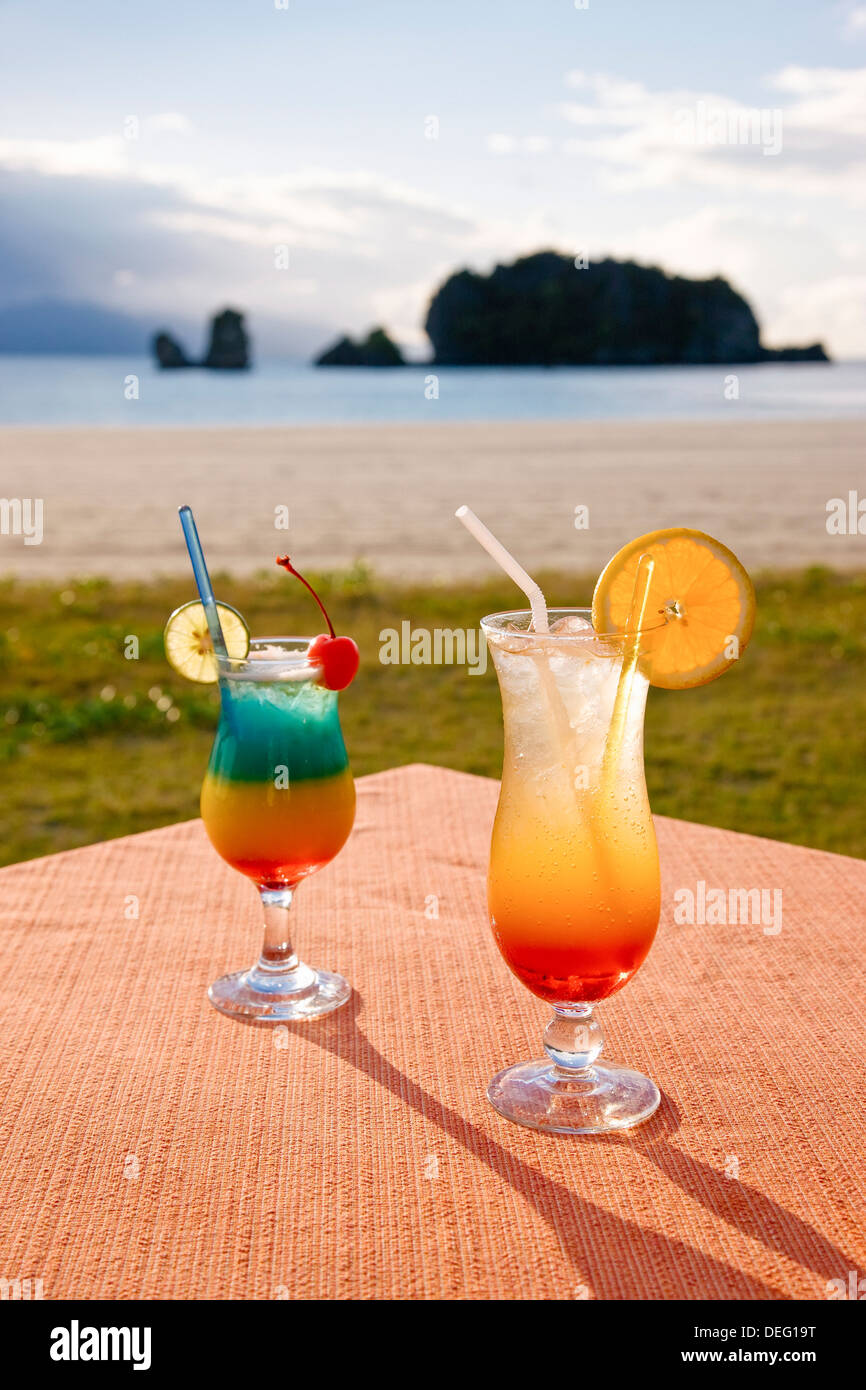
top-left (487, 1058), bottom-right (660, 1135)
top-left (208, 963), bottom-right (351, 1022)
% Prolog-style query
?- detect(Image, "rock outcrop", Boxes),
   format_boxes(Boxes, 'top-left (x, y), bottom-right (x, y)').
top-left (153, 308), bottom-right (250, 369)
top-left (315, 326), bottom-right (405, 367)
top-left (202, 309), bottom-right (250, 370)
top-left (153, 332), bottom-right (192, 368)
top-left (758, 343), bottom-right (829, 363)
top-left (424, 252), bottom-right (829, 365)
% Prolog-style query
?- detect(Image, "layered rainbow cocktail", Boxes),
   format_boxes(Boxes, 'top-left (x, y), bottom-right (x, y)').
top-left (201, 637), bottom-right (355, 1021)
top-left (201, 645), bottom-right (355, 890)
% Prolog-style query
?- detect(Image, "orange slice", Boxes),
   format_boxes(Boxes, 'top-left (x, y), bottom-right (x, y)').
top-left (592, 528), bottom-right (755, 689)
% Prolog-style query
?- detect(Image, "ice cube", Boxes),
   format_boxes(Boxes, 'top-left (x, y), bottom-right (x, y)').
top-left (486, 623), bottom-right (530, 655)
top-left (548, 613), bottom-right (621, 659)
top-left (549, 615), bottom-right (595, 636)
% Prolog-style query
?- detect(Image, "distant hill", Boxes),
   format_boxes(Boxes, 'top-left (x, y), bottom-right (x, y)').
top-left (315, 326), bottom-right (405, 367)
top-left (0, 299), bottom-right (154, 355)
top-left (424, 252), bottom-right (829, 366)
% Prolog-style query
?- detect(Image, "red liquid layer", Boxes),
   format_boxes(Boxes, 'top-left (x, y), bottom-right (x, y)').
top-left (201, 768), bottom-right (355, 889)
top-left (490, 932), bottom-right (656, 1003)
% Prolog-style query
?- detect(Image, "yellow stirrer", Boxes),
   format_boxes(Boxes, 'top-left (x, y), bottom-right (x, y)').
top-left (600, 552), bottom-right (656, 791)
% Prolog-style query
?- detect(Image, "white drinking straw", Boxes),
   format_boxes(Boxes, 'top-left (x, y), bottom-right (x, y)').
top-left (455, 506), bottom-right (549, 632)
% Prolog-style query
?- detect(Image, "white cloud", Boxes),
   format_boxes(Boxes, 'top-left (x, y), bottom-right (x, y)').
top-left (554, 65), bottom-right (866, 204)
top-left (0, 135), bottom-right (478, 257)
top-left (769, 64), bottom-right (866, 133)
top-left (487, 133), bottom-right (552, 154)
top-left (600, 205), bottom-right (861, 355)
top-left (0, 136), bottom-right (491, 351)
top-left (149, 210), bottom-right (275, 246)
top-left (144, 112), bottom-right (193, 136)
top-left (767, 275), bottom-right (866, 356)
top-left (844, 4), bottom-right (866, 34)
top-left (2, 67), bottom-right (865, 357)
top-left (0, 119), bottom-right (194, 180)
top-left (368, 278), bottom-right (441, 352)
top-left (604, 206), bottom-right (763, 282)
top-left (0, 135), bottom-right (129, 178)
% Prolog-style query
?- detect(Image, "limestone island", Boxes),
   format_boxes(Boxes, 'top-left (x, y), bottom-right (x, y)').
top-left (153, 308), bottom-right (250, 370)
top-left (315, 326), bottom-right (405, 367)
top-left (313, 252), bottom-right (829, 367)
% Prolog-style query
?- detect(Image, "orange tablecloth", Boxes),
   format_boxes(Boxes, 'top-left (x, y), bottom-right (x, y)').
top-left (0, 765), bottom-right (863, 1300)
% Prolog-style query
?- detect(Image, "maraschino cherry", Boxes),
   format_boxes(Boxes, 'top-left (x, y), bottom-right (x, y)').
top-left (276, 556), bottom-right (359, 691)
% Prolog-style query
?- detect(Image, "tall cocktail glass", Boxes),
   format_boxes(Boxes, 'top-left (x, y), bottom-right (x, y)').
top-left (482, 607), bottom-right (661, 1133)
top-left (201, 637), bottom-right (355, 1021)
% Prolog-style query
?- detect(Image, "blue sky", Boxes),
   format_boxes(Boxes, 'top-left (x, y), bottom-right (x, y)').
top-left (2, 0), bottom-right (865, 356)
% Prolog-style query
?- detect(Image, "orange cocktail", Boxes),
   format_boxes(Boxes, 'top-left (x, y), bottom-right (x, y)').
top-left (484, 610), bottom-right (660, 1004)
top-left (467, 520), bottom-right (755, 1135)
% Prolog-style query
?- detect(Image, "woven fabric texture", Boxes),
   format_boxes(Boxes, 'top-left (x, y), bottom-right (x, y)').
top-left (0, 764), bottom-right (863, 1300)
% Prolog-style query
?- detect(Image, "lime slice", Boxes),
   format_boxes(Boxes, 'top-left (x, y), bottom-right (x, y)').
top-left (163, 600), bottom-right (250, 683)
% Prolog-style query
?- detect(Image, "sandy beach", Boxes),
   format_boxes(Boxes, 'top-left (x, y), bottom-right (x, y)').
top-left (1, 418), bottom-right (864, 581)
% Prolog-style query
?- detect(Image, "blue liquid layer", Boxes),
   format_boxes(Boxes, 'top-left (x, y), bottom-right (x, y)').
top-left (209, 678), bottom-right (350, 784)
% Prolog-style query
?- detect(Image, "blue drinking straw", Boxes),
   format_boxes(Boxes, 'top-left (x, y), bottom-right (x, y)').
top-left (178, 505), bottom-right (229, 661)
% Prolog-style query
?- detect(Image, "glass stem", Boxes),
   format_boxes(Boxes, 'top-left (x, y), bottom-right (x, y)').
top-left (257, 887), bottom-right (300, 974)
top-left (543, 1003), bottom-right (604, 1077)
top-left (246, 888), bottom-right (317, 997)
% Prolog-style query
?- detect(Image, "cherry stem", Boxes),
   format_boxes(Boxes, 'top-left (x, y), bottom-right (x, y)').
top-left (275, 556), bottom-right (335, 639)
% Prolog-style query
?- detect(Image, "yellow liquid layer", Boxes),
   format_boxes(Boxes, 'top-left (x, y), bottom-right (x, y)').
top-left (200, 768), bottom-right (355, 888)
top-left (489, 783), bottom-right (660, 1002)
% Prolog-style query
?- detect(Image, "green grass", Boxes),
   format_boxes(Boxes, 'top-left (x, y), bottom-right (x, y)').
top-left (1, 564), bottom-right (864, 865)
